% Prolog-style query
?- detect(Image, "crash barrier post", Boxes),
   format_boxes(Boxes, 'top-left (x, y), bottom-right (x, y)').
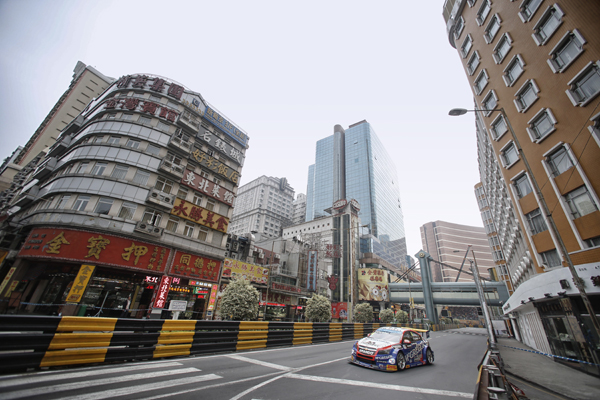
top-left (473, 347), bottom-right (526, 400)
top-left (1, 316), bottom-right (436, 372)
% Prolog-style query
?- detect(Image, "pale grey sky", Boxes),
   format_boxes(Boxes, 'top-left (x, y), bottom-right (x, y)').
top-left (0, 0), bottom-right (480, 258)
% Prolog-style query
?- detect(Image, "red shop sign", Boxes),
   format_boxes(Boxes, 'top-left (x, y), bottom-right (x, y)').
top-left (153, 275), bottom-right (172, 309)
top-left (170, 250), bottom-right (221, 282)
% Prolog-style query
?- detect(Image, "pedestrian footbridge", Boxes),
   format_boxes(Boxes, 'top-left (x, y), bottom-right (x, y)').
top-left (389, 281), bottom-right (510, 307)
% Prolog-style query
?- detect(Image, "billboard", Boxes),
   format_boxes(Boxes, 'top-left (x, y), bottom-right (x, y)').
top-left (307, 250), bottom-right (318, 291)
top-left (222, 258), bottom-right (269, 285)
top-left (357, 268), bottom-right (389, 302)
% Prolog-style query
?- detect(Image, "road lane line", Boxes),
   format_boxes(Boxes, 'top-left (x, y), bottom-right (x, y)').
top-left (0, 362), bottom-right (184, 388)
top-left (1, 367), bottom-right (201, 400)
top-left (285, 374), bottom-right (473, 398)
top-left (55, 374), bottom-right (222, 400)
top-left (225, 354), bottom-right (293, 371)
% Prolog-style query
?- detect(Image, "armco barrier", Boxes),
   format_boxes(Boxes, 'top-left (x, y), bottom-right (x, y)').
top-left (0, 315), bottom-right (463, 373)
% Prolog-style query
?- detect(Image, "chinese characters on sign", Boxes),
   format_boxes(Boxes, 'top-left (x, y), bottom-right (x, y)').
top-left (170, 198), bottom-right (229, 233)
top-left (203, 106), bottom-right (249, 147)
top-left (357, 268), bottom-right (389, 302)
top-left (104, 98), bottom-right (179, 122)
top-left (222, 258), bottom-right (269, 285)
top-left (65, 265), bottom-right (96, 303)
top-left (153, 276), bottom-right (172, 309)
top-left (171, 251), bottom-right (221, 282)
top-left (327, 275), bottom-right (339, 291)
top-left (262, 292), bottom-right (292, 304)
top-left (181, 169), bottom-right (235, 206)
top-left (271, 282), bottom-right (301, 294)
top-left (191, 149), bottom-right (240, 184)
top-left (325, 244), bottom-right (342, 258)
top-left (307, 250), bottom-right (318, 292)
top-left (0, 267), bottom-right (17, 296)
top-left (196, 131), bottom-right (244, 165)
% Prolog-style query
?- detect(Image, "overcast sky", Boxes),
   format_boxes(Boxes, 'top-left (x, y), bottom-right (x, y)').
top-left (0, 0), bottom-right (480, 258)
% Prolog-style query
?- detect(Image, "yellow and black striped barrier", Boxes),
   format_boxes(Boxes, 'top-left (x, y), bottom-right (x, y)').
top-left (0, 315), bottom-right (463, 373)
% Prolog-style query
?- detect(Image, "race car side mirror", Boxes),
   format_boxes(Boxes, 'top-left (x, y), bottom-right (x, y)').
top-left (403, 339), bottom-right (411, 345)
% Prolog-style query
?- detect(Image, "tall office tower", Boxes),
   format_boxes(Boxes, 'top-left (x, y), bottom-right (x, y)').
top-left (420, 221), bottom-right (494, 282)
top-left (229, 176), bottom-right (295, 238)
top-left (0, 62), bottom-right (114, 192)
top-left (292, 193), bottom-right (307, 224)
top-left (443, 0), bottom-right (600, 371)
top-left (306, 120), bottom-right (407, 269)
top-left (0, 72), bottom-right (248, 320)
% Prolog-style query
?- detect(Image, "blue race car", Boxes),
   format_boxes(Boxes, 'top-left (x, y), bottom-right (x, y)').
top-left (350, 327), bottom-right (434, 372)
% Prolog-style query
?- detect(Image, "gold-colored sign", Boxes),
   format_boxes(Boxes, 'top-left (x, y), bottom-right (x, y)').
top-left (65, 265), bottom-right (96, 303)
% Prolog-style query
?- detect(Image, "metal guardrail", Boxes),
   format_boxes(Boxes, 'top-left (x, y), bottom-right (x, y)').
top-left (474, 348), bottom-right (527, 400)
top-left (0, 315), bottom-right (459, 373)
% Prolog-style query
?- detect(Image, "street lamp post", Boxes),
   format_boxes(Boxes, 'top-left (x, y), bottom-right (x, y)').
top-left (449, 107), bottom-right (600, 339)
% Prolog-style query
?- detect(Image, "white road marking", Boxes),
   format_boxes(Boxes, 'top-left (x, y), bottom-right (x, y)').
top-left (55, 374), bottom-right (222, 400)
top-left (1, 367), bottom-right (201, 400)
top-left (226, 354), bottom-right (293, 371)
top-left (286, 374), bottom-right (473, 398)
top-left (0, 362), bottom-right (183, 388)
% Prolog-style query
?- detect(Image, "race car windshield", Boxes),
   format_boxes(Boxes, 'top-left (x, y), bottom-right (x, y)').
top-left (369, 332), bottom-right (402, 343)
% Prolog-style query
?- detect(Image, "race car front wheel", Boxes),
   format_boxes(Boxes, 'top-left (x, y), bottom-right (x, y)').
top-left (396, 353), bottom-right (406, 371)
top-left (426, 348), bottom-right (434, 365)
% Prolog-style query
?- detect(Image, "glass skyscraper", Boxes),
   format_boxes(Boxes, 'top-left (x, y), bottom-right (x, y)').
top-left (306, 120), bottom-right (407, 268)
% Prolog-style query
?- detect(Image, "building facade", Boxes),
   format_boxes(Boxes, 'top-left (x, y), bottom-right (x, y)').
top-left (306, 120), bottom-right (408, 270)
top-left (0, 72), bottom-right (249, 321)
top-left (292, 193), bottom-right (307, 224)
top-left (228, 176), bottom-right (295, 238)
top-left (444, 0), bottom-right (600, 373)
top-left (420, 220), bottom-right (495, 282)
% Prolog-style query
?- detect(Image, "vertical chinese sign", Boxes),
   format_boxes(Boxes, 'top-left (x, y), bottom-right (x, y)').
top-left (153, 276), bottom-right (172, 309)
top-left (65, 265), bottom-right (96, 303)
top-left (0, 266), bottom-right (17, 296)
top-left (307, 250), bottom-right (318, 292)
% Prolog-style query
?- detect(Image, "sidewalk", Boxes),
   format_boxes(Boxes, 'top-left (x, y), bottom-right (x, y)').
top-left (495, 336), bottom-right (600, 400)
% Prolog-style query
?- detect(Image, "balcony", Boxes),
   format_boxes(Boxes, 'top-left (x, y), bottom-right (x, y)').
top-left (168, 130), bottom-right (193, 154)
top-left (133, 221), bottom-right (164, 237)
top-left (14, 184), bottom-right (39, 208)
top-left (47, 136), bottom-right (73, 158)
top-left (145, 188), bottom-right (175, 209)
top-left (158, 159), bottom-right (185, 179)
top-left (31, 158), bottom-right (58, 180)
top-left (177, 110), bottom-right (200, 133)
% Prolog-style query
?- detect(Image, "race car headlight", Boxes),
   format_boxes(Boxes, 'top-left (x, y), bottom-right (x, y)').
top-left (377, 348), bottom-right (392, 355)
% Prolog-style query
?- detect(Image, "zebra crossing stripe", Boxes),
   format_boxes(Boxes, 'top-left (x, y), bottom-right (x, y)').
top-left (1, 367), bottom-right (202, 400)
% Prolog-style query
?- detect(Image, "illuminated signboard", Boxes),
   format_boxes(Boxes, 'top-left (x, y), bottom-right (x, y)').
top-left (204, 105), bottom-right (249, 147)
top-left (19, 228), bottom-right (171, 273)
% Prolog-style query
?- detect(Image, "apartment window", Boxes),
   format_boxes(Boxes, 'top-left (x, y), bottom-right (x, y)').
top-left (548, 30), bottom-right (586, 73)
top-left (157, 121), bottom-right (170, 132)
top-left (482, 90), bottom-right (498, 115)
top-left (454, 16), bottom-right (465, 39)
top-left (164, 152), bottom-right (183, 167)
top-left (146, 143), bottom-right (161, 156)
top-left (461, 34), bottom-right (473, 58)
top-left (493, 33), bottom-right (512, 63)
top-left (72, 195), bottom-right (90, 211)
top-left (132, 170), bottom-right (150, 185)
top-left (192, 194), bottom-right (203, 206)
top-left (76, 162), bottom-right (89, 174)
top-left (167, 101), bottom-right (179, 110)
top-left (139, 116), bottom-right (152, 125)
top-left (118, 201), bottom-right (137, 220)
top-left (143, 209), bottom-right (162, 226)
top-left (476, 0), bottom-right (491, 26)
top-left (490, 114), bottom-right (508, 140)
top-left (183, 222), bottom-right (195, 237)
top-left (566, 62), bottom-right (600, 106)
top-left (565, 186), bottom-right (598, 219)
top-left (467, 51), bottom-right (481, 76)
top-left (94, 197), bottom-right (114, 215)
top-left (176, 185), bottom-right (189, 200)
top-left (111, 165), bottom-right (129, 180)
top-left (106, 113), bottom-right (116, 119)
top-left (467, 0), bottom-right (477, 6)
top-left (198, 226), bottom-right (209, 241)
top-left (532, 5), bottom-right (564, 45)
top-left (484, 14), bottom-right (501, 43)
top-left (122, 114), bottom-right (133, 121)
top-left (213, 177), bottom-right (221, 185)
top-left (165, 216), bottom-right (179, 233)
top-left (527, 108), bottom-right (557, 141)
top-left (526, 208), bottom-right (548, 235)
top-left (514, 80), bottom-right (540, 112)
top-left (93, 136), bottom-right (104, 143)
top-left (62, 164), bottom-right (73, 175)
top-left (126, 139), bottom-right (140, 149)
top-left (206, 199), bottom-right (216, 211)
top-left (518, 0), bottom-right (543, 22)
top-left (91, 162), bottom-right (107, 176)
top-left (503, 55), bottom-right (525, 86)
top-left (590, 112), bottom-right (600, 147)
top-left (547, 146), bottom-right (573, 176)
top-left (540, 249), bottom-right (561, 268)
top-left (474, 70), bottom-right (489, 95)
top-left (155, 176), bottom-right (174, 194)
top-left (107, 136), bottom-right (120, 145)
top-left (584, 236), bottom-right (600, 248)
top-left (514, 175), bottom-right (533, 198)
top-left (501, 142), bottom-right (519, 167)
top-left (55, 195), bottom-right (71, 209)
top-left (149, 94), bottom-right (162, 102)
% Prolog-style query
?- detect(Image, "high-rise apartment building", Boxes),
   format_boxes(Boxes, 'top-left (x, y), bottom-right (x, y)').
top-left (0, 71), bottom-right (248, 321)
top-left (292, 193), bottom-right (307, 224)
top-left (229, 176), bottom-right (294, 238)
top-left (420, 221), bottom-right (494, 282)
top-left (306, 120), bottom-right (407, 269)
top-left (444, 0), bottom-right (600, 372)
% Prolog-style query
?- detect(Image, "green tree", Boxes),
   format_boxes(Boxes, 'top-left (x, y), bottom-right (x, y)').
top-left (354, 303), bottom-right (374, 323)
top-left (218, 277), bottom-right (260, 321)
top-left (305, 294), bottom-right (331, 322)
top-left (379, 308), bottom-right (394, 323)
top-left (394, 310), bottom-right (409, 324)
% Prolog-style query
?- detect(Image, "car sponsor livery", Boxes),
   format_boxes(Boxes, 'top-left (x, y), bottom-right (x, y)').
top-left (350, 327), bottom-right (434, 372)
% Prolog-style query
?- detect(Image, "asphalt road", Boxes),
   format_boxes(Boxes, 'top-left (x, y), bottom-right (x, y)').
top-left (0, 329), bottom-right (488, 400)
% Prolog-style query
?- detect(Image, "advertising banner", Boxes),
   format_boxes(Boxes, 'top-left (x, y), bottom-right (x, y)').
top-left (331, 302), bottom-right (348, 320)
top-left (357, 268), bottom-right (389, 302)
top-left (19, 228), bottom-right (171, 273)
top-left (307, 250), bottom-right (318, 291)
top-left (222, 258), bottom-right (269, 285)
